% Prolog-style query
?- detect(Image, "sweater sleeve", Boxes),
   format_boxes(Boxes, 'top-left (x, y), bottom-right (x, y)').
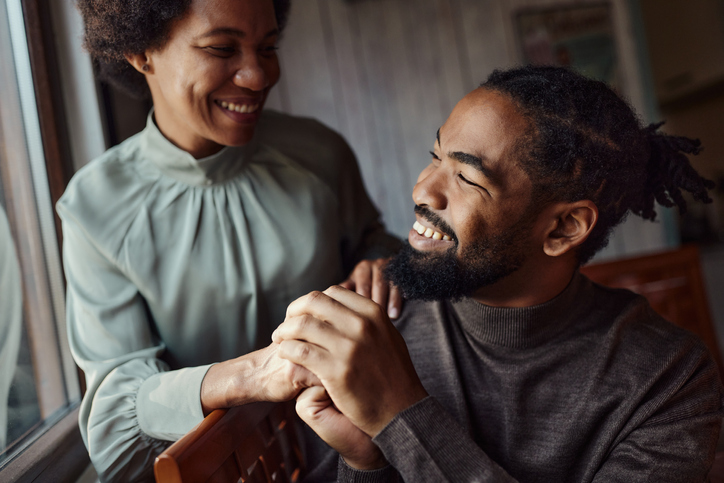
top-left (62, 208), bottom-right (211, 483)
top-left (363, 397), bottom-right (518, 483)
top-left (346, 355), bottom-right (722, 483)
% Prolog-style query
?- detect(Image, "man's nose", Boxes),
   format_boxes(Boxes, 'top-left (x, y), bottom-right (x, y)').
top-left (233, 57), bottom-right (270, 92)
top-left (412, 166), bottom-right (447, 210)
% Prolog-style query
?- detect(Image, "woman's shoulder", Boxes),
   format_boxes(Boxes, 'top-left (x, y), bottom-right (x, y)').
top-left (255, 110), bottom-right (361, 195)
top-left (256, 110), bottom-right (350, 151)
top-left (57, 133), bottom-right (157, 244)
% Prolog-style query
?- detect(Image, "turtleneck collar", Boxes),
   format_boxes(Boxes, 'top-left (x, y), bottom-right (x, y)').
top-left (138, 109), bottom-right (261, 186)
top-left (450, 272), bottom-right (592, 349)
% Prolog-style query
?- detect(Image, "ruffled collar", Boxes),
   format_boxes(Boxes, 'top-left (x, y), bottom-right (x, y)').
top-left (138, 110), bottom-right (261, 186)
top-left (450, 272), bottom-right (592, 349)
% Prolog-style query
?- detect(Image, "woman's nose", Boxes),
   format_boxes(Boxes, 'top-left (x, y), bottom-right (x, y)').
top-left (412, 165), bottom-right (447, 210)
top-left (233, 57), bottom-right (270, 92)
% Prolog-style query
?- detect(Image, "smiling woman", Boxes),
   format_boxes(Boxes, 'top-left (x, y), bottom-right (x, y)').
top-left (60, 0), bottom-right (400, 481)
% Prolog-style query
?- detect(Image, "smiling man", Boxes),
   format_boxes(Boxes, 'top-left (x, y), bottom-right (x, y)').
top-left (273, 65), bottom-right (723, 483)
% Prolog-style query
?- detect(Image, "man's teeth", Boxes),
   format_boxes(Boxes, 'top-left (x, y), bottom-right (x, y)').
top-left (219, 101), bottom-right (260, 113)
top-left (413, 221), bottom-right (452, 241)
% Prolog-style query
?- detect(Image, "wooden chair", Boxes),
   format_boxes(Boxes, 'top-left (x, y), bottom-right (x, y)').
top-left (154, 401), bottom-right (305, 483)
top-left (580, 244), bottom-right (724, 380)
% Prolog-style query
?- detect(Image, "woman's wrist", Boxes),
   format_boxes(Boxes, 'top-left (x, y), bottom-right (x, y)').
top-left (200, 353), bottom-right (260, 414)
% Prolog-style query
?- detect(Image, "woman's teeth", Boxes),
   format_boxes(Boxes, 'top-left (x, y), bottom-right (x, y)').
top-left (413, 221), bottom-right (452, 241)
top-left (219, 101), bottom-right (260, 113)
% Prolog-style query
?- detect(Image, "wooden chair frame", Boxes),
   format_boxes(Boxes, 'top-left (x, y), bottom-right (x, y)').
top-left (155, 401), bottom-right (304, 483)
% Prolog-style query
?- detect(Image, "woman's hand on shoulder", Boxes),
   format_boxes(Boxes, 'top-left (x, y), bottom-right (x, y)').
top-left (340, 257), bottom-right (402, 319)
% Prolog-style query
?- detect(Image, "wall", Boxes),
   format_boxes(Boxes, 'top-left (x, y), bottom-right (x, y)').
top-left (265, 0), bottom-right (671, 260)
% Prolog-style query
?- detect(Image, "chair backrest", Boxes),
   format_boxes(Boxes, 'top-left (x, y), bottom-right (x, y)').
top-left (154, 401), bottom-right (305, 483)
top-left (580, 244), bottom-right (724, 380)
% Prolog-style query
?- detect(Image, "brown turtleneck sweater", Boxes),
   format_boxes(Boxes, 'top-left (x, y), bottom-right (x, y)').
top-left (302, 273), bottom-right (723, 482)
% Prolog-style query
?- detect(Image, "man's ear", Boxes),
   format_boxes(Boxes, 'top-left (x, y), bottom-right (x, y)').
top-left (542, 200), bottom-right (598, 258)
top-left (124, 52), bottom-right (152, 74)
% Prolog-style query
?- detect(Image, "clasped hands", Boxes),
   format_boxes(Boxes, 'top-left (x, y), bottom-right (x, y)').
top-left (273, 284), bottom-right (428, 469)
top-left (200, 259), bottom-right (427, 469)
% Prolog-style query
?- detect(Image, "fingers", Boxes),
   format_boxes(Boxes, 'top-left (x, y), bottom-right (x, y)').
top-left (288, 362), bottom-right (322, 389)
top-left (388, 284), bottom-right (402, 320)
top-left (285, 288), bottom-right (382, 328)
top-left (323, 285), bottom-right (386, 321)
top-left (370, 262), bottom-right (390, 313)
top-left (277, 338), bottom-right (331, 377)
top-left (296, 386), bottom-right (331, 414)
top-left (349, 262), bottom-right (372, 299)
top-left (273, 313), bottom-right (343, 350)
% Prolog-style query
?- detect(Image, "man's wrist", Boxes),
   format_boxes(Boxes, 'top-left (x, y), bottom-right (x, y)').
top-left (341, 449), bottom-right (388, 471)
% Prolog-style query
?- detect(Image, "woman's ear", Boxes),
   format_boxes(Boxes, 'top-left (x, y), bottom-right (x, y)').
top-left (124, 52), bottom-right (152, 74)
top-left (542, 200), bottom-right (598, 257)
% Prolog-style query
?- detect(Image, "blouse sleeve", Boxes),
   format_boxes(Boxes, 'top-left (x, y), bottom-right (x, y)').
top-left (61, 207), bottom-right (211, 483)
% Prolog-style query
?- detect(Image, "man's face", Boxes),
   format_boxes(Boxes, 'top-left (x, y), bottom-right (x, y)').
top-left (386, 88), bottom-right (537, 301)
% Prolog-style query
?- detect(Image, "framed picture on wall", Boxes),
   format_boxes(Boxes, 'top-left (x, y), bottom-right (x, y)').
top-left (515, 2), bottom-right (620, 91)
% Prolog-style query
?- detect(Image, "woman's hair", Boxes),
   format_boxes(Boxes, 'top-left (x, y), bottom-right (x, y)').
top-left (77, 0), bottom-right (292, 99)
top-left (483, 65), bottom-right (714, 264)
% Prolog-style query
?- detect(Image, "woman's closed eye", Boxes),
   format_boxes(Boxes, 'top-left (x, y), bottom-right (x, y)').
top-left (205, 46), bottom-right (235, 56)
top-left (260, 45), bottom-right (279, 57)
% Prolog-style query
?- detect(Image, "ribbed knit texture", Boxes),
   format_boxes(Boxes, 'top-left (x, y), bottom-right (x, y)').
top-left (304, 272), bottom-right (723, 482)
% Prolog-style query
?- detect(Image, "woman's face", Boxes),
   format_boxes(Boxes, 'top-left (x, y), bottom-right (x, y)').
top-left (141, 0), bottom-right (280, 158)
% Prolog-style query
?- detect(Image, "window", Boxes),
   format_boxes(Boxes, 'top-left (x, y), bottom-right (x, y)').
top-left (0, 0), bottom-right (88, 480)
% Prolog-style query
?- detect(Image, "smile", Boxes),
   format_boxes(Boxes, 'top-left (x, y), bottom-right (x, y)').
top-left (216, 100), bottom-right (260, 113)
top-left (413, 220), bottom-right (452, 241)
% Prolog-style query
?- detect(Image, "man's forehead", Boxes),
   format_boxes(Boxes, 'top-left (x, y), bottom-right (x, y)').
top-left (437, 89), bottom-right (527, 160)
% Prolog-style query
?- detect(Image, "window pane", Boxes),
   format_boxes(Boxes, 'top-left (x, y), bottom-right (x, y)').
top-left (0, 0), bottom-right (80, 466)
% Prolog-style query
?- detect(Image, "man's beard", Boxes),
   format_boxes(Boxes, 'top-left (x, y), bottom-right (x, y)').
top-left (384, 209), bottom-right (532, 301)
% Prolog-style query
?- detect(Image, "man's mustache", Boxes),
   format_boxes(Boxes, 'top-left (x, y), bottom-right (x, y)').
top-left (413, 205), bottom-right (457, 242)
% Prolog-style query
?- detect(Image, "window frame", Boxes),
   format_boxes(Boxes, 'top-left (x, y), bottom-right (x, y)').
top-left (0, 0), bottom-right (89, 479)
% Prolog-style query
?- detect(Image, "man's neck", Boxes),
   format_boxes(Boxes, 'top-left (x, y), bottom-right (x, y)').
top-left (471, 257), bottom-right (577, 308)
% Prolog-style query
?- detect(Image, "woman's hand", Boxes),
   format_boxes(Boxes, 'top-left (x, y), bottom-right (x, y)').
top-left (200, 342), bottom-right (320, 415)
top-left (341, 258), bottom-right (402, 319)
top-left (296, 386), bottom-right (387, 470)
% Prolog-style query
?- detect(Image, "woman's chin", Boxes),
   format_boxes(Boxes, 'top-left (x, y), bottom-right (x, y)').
top-left (215, 128), bottom-right (257, 148)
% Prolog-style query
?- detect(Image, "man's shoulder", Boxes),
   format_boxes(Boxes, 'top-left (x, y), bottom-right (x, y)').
top-left (586, 279), bottom-right (704, 351)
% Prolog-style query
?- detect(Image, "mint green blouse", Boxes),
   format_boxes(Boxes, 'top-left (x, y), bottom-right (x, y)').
top-left (57, 110), bottom-right (398, 482)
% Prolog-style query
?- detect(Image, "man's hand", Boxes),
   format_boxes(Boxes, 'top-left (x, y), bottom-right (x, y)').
top-left (341, 258), bottom-right (402, 319)
top-left (296, 386), bottom-right (387, 470)
top-left (200, 342), bottom-right (321, 414)
top-left (273, 286), bottom-right (428, 436)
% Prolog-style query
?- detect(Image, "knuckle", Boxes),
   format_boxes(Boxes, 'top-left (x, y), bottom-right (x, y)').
top-left (307, 290), bottom-right (324, 303)
top-left (371, 303), bottom-right (387, 321)
top-left (297, 343), bottom-right (312, 361)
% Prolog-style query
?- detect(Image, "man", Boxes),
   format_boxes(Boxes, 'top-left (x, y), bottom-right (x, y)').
top-left (273, 65), bottom-right (723, 482)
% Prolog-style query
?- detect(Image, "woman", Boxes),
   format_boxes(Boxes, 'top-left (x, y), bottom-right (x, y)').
top-left (57, 0), bottom-right (400, 481)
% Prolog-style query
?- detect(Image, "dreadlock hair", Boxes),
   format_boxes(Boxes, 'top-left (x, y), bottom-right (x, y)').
top-left (77, 0), bottom-right (292, 99)
top-left (483, 65), bottom-right (714, 265)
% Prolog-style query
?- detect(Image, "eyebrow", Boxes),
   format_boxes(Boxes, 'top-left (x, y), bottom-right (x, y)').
top-left (197, 27), bottom-right (279, 40)
top-left (436, 128), bottom-right (500, 186)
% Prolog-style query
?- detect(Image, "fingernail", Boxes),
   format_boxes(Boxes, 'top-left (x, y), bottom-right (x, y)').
top-left (389, 307), bottom-right (399, 319)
